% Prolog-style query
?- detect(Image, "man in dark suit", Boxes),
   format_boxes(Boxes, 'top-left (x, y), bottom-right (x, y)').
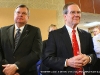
top-left (0, 4), bottom-right (42, 75)
top-left (40, 24), bottom-right (57, 75)
top-left (43, 2), bottom-right (97, 75)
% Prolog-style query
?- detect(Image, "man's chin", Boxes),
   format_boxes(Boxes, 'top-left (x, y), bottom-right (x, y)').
top-left (73, 23), bottom-right (79, 26)
top-left (16, 22), bottom-right (25, 25)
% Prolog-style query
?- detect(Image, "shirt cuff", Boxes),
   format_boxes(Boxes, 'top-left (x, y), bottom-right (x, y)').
top-left (64, 59), bottom-right (68, 67)
top-left (88, 56), bottom-right (92, 63)
top-left (14, 64), bottom-right (19, 70)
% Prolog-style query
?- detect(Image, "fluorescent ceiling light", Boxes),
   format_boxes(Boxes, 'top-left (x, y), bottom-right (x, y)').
top-left (84, 22), bottom-right (100, 27)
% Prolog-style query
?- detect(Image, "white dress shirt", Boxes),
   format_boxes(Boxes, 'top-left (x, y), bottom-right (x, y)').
top-left (14, 24), bottom-right (25, 69)
top-left (65, 25), bottom-right (85, 75)
top-left (93, 33), bottom-right (100, 58)
top-left (14, 24), bottom-right (25, 37)
top-left (65, 25), bottom-right (81, 53)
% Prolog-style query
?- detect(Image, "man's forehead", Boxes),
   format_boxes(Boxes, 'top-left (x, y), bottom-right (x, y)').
top-left (68, 5), bottom-right (81, 11)
top-left (93, 28), bottom-right (99, 31)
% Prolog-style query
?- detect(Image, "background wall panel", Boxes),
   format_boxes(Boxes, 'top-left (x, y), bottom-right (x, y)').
top-left (80, 0), bottom-right (94, 13)
top-left (65, 0), bottom-right (100, 14)
top-left (65, 0), bottom-right (80, 7)
top-left (94, 0), bottom-right (100, 14)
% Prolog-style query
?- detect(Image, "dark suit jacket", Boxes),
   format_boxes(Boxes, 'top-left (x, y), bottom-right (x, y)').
top-left (40, 40), bottom-right (51, 75)
top-left (43, 26), bottom-right (97, 75)
top-left (0, 24), bottom-right (42, 75)
top-left (0, 52), bottom-right (3, 75)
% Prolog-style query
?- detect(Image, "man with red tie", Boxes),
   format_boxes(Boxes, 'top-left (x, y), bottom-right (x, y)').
top-left (42, 2), bottom-right (97, 75)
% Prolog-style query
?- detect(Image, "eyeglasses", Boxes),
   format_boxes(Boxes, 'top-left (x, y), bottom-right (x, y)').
top-left (15, 11), bottom-right (28, 15)
top-left (69, 11), bottom-right (81, 15)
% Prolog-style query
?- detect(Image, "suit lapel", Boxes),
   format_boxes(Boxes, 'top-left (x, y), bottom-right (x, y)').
top-left (60, 27), bottom-right (86, 56)
top-left (60, 26), bottom-right (73, 57)
top-left (7, 25), bottom-right (15, 50)
top-left (14, 25), bottom-right (30, 52)
top-left (78, 29), bottom-right (86, 54)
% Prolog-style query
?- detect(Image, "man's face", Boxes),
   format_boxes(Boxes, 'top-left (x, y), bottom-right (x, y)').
top-left (64, 4), bottom-right (81, 28)
top-left (93, 28), bottom-right (100, 36)
top-left (14, 7), bottom-right (29, 25)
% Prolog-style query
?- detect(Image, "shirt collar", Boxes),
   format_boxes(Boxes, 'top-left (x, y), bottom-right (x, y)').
top-left (15, 24), bottom-right (25, 33)
top-left (65, 25), bottom-right (78, 33)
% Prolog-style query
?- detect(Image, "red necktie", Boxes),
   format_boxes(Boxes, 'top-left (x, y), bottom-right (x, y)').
top-left (72, 30), bottom-right (83, 75)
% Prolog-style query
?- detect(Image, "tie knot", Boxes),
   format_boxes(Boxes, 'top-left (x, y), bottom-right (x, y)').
top-left (17, 29), bottom-right (21, 33)
top-left (72, 30), bottom-right (76, 33)
top-left (17, 28), bottom-right (21, 31)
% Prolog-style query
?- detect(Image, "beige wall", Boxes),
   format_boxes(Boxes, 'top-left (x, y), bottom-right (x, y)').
top-left (0, 0), bottom-right (65, 40)
top-left (28, 9), bottom-right (57, 40)
top-left (0, 8), bottom-right (57, 40)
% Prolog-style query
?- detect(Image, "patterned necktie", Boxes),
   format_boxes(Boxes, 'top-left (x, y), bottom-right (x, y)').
top-left (15, 29), bottom-right (21, 49)
top-left (72, 30), bottom-right (83, 75)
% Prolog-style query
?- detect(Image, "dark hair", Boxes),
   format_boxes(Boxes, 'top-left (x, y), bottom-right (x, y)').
top-left (63, 2), bottom-right (78, 14)
top-left (15, 4), bottom-right (30, 15)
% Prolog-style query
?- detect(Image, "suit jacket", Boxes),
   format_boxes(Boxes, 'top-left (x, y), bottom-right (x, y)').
top-left (0, 52), bottom-right (3, 75)
top-left (40, 40), bottom-right (51, 75)
top-left (0, 24), bottom-right (42, 75)
top-left (43, 26), bottom-right (97, 75)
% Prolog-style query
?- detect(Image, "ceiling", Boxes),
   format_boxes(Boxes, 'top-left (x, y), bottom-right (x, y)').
top-left (78, 12), bottom-right (100, 29)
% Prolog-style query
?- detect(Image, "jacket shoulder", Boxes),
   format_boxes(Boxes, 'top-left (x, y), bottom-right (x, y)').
top-left (1, 25), bottom-right (13, 30)
top-left (50, 26), bottom-right (65, 34)
top-left (78, 28), bottom-right (90, 34)
top-left (26, 24), bottom-right (40, 29)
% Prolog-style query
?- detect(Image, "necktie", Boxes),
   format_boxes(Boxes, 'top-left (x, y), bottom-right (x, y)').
top-left (72, 30), bottom-right (83, 75)
top-left (15, 29), bottom-right (21, 49)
